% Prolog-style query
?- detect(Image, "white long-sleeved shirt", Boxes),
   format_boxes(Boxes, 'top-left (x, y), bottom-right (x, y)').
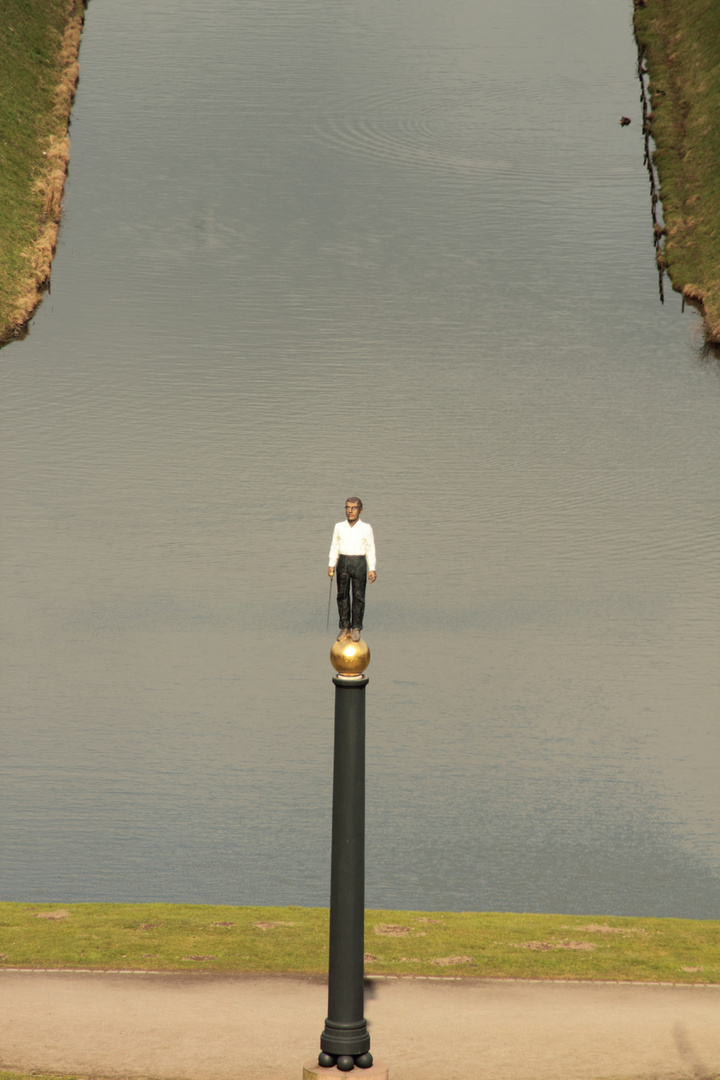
top-left (328, 519), bottom-right (376, 573)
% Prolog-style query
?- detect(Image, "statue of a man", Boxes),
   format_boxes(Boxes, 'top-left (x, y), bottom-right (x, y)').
top-left (328, 497), bottom-right (377, 642)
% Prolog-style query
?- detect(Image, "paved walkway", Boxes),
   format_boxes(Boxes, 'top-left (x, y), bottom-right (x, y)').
top-left (1, 971), bottom-right (719, 1080)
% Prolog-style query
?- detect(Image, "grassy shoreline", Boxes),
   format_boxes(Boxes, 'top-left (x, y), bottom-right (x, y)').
top-left (3, 2), bottom-right (718, 347)
top-left (1, 903), bottom-right (717, 984)
top-left (0, 0), bottom-right (84, 348)
top-left (633, 0), bottom-right (720, 344)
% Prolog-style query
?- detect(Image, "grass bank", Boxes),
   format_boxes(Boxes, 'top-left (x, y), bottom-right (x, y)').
top-left (633, 0), bottom-right (720, 344)
top-left (0, 903), bottom-right (717, 983)
top-left (0, 0), bottom-right (84, 348)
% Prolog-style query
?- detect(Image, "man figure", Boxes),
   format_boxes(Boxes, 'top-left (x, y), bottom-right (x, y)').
top-left (328, 497), bottom-right (377, 642)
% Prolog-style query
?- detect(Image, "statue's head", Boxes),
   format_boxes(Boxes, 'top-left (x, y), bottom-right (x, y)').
top-left (345, 497), bottom-right (362, 523)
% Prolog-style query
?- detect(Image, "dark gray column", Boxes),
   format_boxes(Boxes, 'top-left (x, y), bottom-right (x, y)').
top-left (319, 674), bottom-right (372, 1072)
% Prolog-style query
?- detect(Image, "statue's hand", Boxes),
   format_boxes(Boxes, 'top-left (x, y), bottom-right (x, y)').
top-left (368, 571), bottom-right (377, 583)
top-left (328, 567), bottom-right (335, 578)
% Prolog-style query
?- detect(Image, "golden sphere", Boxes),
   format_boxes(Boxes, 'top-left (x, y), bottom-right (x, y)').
top-left (330, 636), bottom-right (371, 677)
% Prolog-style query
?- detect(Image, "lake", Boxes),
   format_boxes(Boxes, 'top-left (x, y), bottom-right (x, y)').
top-left (1, 0), bottom-right (718, 918)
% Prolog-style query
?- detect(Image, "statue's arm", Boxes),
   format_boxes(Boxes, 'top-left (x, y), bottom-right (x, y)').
top-left (367, 526), bottom-right (377, 582)
top-left (328, 526), bottom-right (340, 575)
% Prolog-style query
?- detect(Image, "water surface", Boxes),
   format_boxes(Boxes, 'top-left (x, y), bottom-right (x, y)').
top-left (1, 0), bottom-right (719, 918)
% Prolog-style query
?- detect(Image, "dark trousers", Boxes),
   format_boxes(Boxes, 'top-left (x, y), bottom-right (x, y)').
top-left (336, 554), bottom-right (367, 630)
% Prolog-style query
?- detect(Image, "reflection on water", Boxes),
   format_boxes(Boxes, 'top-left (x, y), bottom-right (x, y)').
top-left (1, 0), bottom-right (719, 917)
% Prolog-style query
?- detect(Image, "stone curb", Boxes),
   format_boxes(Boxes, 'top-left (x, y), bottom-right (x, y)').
top-left (0, 968), bottom-right (716, 988)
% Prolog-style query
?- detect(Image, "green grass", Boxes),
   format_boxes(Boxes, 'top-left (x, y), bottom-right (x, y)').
top-left (634, 0), bottom-right (720, 343)
top-left (0, 0), bottom-right (82, 346)
top-left (0, 903), bottom-right (717, 983)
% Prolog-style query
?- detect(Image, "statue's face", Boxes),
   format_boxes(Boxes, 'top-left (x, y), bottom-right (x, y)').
top-left (345, 501), bottom-right (361, 524)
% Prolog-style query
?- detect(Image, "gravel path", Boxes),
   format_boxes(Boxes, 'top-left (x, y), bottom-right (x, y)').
top-left (1, 971), bottom-right (718, 1080)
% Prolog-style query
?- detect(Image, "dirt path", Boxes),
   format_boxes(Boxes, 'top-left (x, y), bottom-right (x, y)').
top-left (1, 971), bottom-right (718, 1080)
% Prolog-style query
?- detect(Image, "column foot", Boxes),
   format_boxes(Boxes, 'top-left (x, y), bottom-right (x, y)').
top-left (304, 1059), bottom-right (388, 1079)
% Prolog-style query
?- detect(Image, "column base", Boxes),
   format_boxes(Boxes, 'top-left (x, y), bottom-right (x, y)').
top-left (304, 1061), bottom-right (388, 1080)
